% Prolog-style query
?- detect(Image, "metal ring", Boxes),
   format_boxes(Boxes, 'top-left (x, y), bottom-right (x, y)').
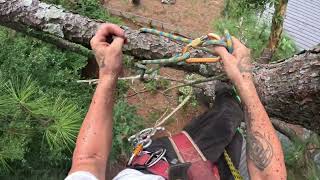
top-left (145, 148), bottom-right (167, 167)
top-left (141, 138), bottom-right (152, 148)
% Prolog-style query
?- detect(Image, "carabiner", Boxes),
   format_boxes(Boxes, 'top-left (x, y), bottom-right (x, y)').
top-left (145, 148), bottom-right (167, 168)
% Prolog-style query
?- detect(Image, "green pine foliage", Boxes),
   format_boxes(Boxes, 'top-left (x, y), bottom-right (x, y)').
top-left (0, 75), bottom-right (81, 174)
top-left (0, 0), bottom-right (139, 178)
top-left (0, 26), bottom-right (143, 177)
top-left (41, 0), bottom-right (122, 24)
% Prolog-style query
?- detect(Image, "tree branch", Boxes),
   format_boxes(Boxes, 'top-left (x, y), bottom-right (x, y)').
top-left (0, 0), bottom-right (319, 132)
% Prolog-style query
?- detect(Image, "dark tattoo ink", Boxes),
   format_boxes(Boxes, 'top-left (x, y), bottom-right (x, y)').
top-left (99, 59), bottom-right (106, 68)
top-left (247, 131), bottom-right (273, 170)
top-left (244, 107), bottom-right (273, 171)
top-left (237, 57), bottom-right (252, 73)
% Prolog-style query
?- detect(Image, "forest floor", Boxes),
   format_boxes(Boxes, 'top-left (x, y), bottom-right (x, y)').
top-left (107, 68), bottom-right (207, 178)
top-left (102, 1), bottom-right (315, 178)
top-left (104, 0), bottom-right (225, 177)
top-left (104, 0), bottom-right (225, 36)
top-left (103, 0), bottom-right (225, 132)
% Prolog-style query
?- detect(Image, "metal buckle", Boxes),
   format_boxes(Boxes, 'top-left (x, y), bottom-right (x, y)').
top-left (128, 127), bottom-right (165, 148)
top-left (145, 148), bottom-right (167, 168)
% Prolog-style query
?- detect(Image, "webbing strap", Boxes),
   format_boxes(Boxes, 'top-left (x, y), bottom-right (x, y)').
top-left (131, 153), bottom-right (169, 179)
top-left (131, 131), bottom-right (242, 180)
top-left (169, 131), bottom-right (220, 180)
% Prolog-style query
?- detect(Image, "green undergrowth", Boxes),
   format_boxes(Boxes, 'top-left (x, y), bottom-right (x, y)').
top-left (214, 0), bottom-right (297, 60)
top-left (0, 26), bottom-right (143, 177)
top-left (42, 0), bottom-right (122, 24)
top-left (285, 134), bottom-right (320, 180)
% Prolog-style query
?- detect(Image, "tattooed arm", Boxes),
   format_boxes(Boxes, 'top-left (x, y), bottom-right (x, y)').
top-left (69, 24), bottom-right (125, 180)
top-left (215, 38), bottom-right (287, 180)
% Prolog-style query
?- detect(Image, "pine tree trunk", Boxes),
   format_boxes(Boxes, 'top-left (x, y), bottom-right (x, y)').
top-left (1, 0), bottom-right (319, 133)
top-left (260, 0), bottom-right (289, 63)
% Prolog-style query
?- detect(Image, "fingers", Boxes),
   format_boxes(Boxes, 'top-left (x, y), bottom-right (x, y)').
top-left (96, 23), bottom-right (125, 40)
top-left (213, 36), bottom-right (245, 60)
top-left (231, 36), bottom-right (244, 50)
top-left (91, 23), bottom-right (125, 49)
top-left (230, 37), bottom-right (251, 58)
top-left (110, 37), bottom-right (125, 50)
top-left (214, 46), bottom-right (233, 61)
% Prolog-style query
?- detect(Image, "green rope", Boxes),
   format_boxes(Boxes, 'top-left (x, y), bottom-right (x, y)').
top-left (136, 28), bottom-right (234, 80)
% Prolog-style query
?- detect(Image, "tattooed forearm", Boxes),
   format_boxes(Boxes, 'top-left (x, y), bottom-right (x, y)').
top-left (244, 106), bottom-right (274, 171)
top-left (247, 131), bottom-right (273, 170)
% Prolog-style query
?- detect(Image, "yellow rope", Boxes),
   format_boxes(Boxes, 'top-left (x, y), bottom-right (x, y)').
top-left (224, 150), bottom-right (243, 180)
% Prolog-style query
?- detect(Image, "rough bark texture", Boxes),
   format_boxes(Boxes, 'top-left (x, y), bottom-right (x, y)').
top-left (254, 49), bottom-right (320, 133)
top-left (0, 0), bottom-right (218, 76)
top-left (0, 0), bottom-right (320, 133)
top-left (190, 48), bottom-right (320, 134)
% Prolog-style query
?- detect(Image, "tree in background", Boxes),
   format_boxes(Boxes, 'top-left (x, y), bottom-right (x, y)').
top-left (223, 0), bottom-right (292, 62)
top-left (216, 0), bottom-right (296, 60)
top-left (261, 0), bottom-right (289, 63)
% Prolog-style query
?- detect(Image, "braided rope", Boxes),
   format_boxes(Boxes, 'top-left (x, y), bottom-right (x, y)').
top-left (224, 150), bottom-right (243, 180)
top-left (137, 28), bottom-right (233, 66)
top-left (135, 28), bottom-right (234, 80)
top-left (135, 28), bottom-right (242, 179)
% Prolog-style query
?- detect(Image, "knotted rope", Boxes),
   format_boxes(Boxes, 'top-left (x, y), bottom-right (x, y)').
top-left (136, 28), bottom-right (233, 80)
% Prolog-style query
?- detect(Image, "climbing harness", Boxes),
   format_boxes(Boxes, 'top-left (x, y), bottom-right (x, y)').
top-left (127, 28), bottom-right (243, 180)
top-left (127, 127), bottom-right (165, 166)
top-left (128, 127), bottom-right (165, 148)
top-left (145, 148), bottom-right (167, 168)
top-left (127, 128), bottom-right (243, 180)
top-left (129, 131), bottom-right (221, 180)
top-left (136, 28), bottom-right (233, 80)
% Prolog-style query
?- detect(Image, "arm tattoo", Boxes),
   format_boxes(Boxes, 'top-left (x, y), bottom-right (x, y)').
top-left (98, 58), bottom-right (106, 68)
top-left (237, 56), bottom-right (252, 73)
top-left (244, 107), bottom-right (273, 171)
top-left (247, 131), bottom-right (273, 170)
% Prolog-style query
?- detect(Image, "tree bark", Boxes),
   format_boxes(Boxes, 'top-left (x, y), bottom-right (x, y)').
top-left (0, 0), bottom-right (319, 133)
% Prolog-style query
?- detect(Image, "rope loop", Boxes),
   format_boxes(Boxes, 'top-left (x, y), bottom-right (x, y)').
top-left (136, 28), bottom-right (233, 79)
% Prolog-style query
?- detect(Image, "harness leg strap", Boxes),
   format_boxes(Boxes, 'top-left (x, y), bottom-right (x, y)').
top-left (169, 131), bottom-right (220, 180)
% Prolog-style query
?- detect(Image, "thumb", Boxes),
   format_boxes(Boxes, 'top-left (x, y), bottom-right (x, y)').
top-left (110, 37), bottom-right (125, 50)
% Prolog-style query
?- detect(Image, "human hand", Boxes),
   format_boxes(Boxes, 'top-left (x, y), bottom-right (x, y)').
top-left (90, 23), bottom-right (126, 79)
top-left (214, 37), bottom-right (253, 85)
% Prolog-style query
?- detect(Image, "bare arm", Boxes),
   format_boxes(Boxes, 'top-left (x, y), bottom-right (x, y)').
top-left (215, 38), bottom-right (287, 180)
top-left (69, 24), bottom-right (125, 180)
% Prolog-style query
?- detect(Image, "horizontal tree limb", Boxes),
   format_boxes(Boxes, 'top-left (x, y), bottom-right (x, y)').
top-left (0, 0), bottom-right (319, 133)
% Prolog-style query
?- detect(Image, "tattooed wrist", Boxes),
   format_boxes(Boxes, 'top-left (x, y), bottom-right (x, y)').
top-left (97, 57), bottom-right (106, 68)
top-left (237, 56), bottom-right (253, 74)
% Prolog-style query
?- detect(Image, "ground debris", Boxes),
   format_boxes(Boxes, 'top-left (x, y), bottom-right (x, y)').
top-left (161, 0), bottom-right (176, 5)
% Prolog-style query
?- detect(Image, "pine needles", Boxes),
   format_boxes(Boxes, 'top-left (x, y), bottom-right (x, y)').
top-left (0, 75), bottom-right (82, 172)
top-left (0, 26), bottom-right (144, 177)
top-left (40, 97), bottom-right (82, 151)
